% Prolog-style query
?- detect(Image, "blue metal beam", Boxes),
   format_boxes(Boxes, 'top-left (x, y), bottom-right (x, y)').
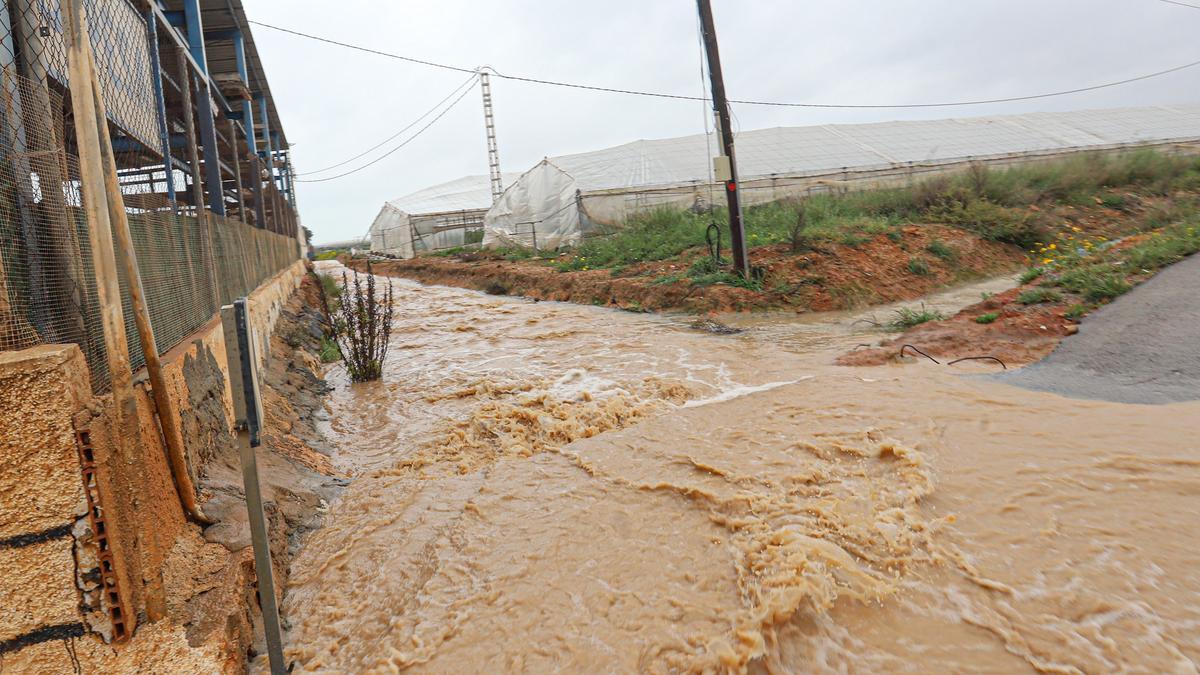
top-left (178, 1), bottom-right (225, 216)
top-left (232, 30), bottom-right (257, 155)
top-left (145, 9), bottom-right (177, 210)
top-left (182, 0), bottom-right (207, 73)
top-left (111, 134), bottom-right (187, 153)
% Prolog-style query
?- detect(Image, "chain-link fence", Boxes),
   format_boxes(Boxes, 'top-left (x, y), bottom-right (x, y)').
top-left (1, 0), bottom-right (301, 392)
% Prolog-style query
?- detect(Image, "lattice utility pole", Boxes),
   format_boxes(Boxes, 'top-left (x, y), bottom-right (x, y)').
top-left (479, 70), bottom-right (503, 203)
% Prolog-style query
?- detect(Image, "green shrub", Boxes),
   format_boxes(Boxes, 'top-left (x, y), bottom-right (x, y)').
top-left (1124, 225), bottom-right (1200, 271)
top-left (907, 256), bottom-right (931, 276)
top-left (1019, 267), bottom-right (1043, 284)
top-left (318, 336), bottom-right (341, 363)
top-left (1064, 303), bottom-right (1089, 320)
top-left (689, 270), bottom-right (762, 290)
top-left (926, 239), bottom-right (956, 260)
top-left (688, 255), bottom-right (724, 277)
top-left (928, 198), bottom-right (1046, 248)
top-left (558, 208), bottom-right (712, 270)
top-left (974, 311), bottom-right (999, 324)
top-left (1017, 287), bottom-right (1062, 305)
top-left (1055, 265), bottom-right (1132, 302)
top-left (887, 305), bottom-right (945, 331)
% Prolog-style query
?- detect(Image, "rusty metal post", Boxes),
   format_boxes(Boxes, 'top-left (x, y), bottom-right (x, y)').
top-left (222, 299), bottom-right (286, 675)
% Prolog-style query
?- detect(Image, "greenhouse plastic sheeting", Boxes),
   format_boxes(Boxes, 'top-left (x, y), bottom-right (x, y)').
top-left (483, 161), bottom-right (582, 249)
top-left (479, 104), bottom-right (1200, 249)
top-left (369, 173), bottom-right (520, 257)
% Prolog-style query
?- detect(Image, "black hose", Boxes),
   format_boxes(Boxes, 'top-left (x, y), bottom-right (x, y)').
top-left (948, 355), bottom-right (1008, 370)
top-left (899, 344), bottom-right (940, 364)
top-left (705, 223), bottom-right (722, 264)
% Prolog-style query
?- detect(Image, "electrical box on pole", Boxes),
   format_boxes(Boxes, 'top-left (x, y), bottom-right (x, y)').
top-left (696, 0), bottom-right (750, 278)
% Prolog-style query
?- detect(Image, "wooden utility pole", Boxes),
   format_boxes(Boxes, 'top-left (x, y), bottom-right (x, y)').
top-left (696, 0), bottom-right (750, 278)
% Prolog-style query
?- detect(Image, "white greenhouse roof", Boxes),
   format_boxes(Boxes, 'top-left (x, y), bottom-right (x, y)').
top-left (540, 104), bottom-right (1200, 193)
top-left (384, 173), bottom-right (522, 215)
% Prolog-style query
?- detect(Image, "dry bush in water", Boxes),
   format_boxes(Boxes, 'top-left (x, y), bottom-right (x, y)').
top-left (333, 264), bottom-right (395, 382)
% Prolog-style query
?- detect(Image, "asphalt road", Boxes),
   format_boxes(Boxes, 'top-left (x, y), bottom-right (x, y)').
top-left (993, 252), bottom-right (1200, 405)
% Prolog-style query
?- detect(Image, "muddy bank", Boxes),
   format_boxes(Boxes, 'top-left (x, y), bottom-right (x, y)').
top-left (841, 233), bottom-right (1199, 368)
top-left (350, 224), bottom-right (1022, 314)
top-left (177, 272), bottom-right (342, 663)
top-left (836, 284), bottom-right (1078, 368)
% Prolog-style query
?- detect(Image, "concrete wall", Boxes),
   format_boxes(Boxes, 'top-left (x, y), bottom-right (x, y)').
top-left (0, 260), bottom-right (309, 672)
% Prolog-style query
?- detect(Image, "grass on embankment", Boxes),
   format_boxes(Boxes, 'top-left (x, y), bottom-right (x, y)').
top-left (1021, 215), bottom-right (1200, 312)
top-left (541, 149), bottom-right (1200, 275)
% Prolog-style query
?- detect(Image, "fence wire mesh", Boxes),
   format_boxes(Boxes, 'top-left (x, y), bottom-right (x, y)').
top-left (1, 0), bottom-right (301, 393)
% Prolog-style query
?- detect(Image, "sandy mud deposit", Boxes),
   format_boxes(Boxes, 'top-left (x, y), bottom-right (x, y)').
top-left (281, 268), bottom-right (1199, 673)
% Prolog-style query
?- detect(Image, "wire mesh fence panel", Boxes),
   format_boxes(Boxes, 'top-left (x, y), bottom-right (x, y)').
top-left (1, 0), bottom-right (302, 393)
top-left (0, 75), bottom-right (91, 353)
top-left (31, 0), bottom-right (162, 154)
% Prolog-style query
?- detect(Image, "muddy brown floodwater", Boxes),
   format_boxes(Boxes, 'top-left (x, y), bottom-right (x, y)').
top-left (282, 265), bottom-right (1200, 673)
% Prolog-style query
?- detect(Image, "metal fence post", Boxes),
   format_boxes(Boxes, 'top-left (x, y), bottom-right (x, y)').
top-left (221, 298), bottom-right (286, 675)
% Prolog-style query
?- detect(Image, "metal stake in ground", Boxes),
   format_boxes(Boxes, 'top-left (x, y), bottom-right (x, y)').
top-left (221, 299), bottom-right (286, 675)
top-left (696, 0), bottom-right (750, 278)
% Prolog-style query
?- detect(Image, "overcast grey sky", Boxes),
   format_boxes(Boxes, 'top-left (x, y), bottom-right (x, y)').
top-left (245, 0), bottom-right (1200, 244)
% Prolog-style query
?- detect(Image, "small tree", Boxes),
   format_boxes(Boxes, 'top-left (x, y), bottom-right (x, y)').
top-left (332, 263), bottom-right (394, 382)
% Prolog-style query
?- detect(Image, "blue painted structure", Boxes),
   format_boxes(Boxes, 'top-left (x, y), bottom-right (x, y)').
top-left (183, 0), bottom-right (226, 215)
top-left (145, 9), bottom-right (177, 210)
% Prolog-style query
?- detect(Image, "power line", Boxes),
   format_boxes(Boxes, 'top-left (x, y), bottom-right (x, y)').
top-left (249, 19), bottom-right (1200, 109)
top-left (295, 78), bottom-right (478, 183)
top-left (297, 72), bottom-right (479, 176)
top-left (248, 20), bottom-right (476, 75)
top-left (1159, 0), bottom-right (1200, 9)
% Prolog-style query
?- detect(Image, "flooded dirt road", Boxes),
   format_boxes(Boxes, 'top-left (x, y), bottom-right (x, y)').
top-left (282, 266), bottom-right (1200, 673)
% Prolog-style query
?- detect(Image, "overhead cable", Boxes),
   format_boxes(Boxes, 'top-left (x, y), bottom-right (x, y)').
top-left (294, 78), bottom-right (478, 183)
top-left (249, 19), bottom-right (1200, 109)
top-left (1159, 0), bottom-right (1200, 9)
top-left (296, 72), bottom-right (480, 176)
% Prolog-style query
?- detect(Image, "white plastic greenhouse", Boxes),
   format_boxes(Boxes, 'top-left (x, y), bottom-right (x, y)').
top-left (368, 173), bottom-right (520, 258)
top-left (481, 104), bottom-right (1200, 249)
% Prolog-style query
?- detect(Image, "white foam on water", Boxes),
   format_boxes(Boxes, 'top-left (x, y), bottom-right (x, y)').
top-left (682, 376), bottom-right (812, 408)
